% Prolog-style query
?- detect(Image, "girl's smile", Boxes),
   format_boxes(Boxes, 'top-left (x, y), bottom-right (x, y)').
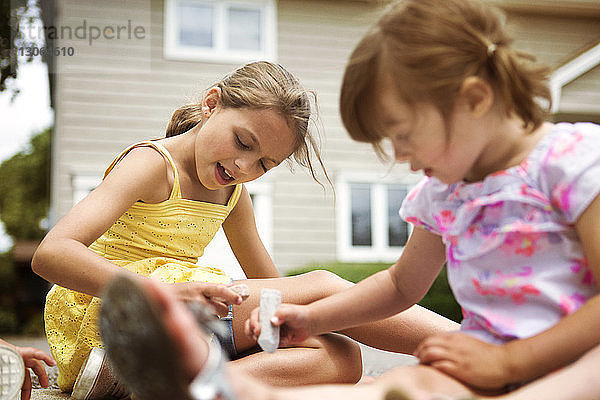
top-left (215, 162), bottom-right (235, 185)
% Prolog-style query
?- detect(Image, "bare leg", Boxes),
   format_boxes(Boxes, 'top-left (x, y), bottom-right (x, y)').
top-left (496, 343), bottom-right (600, 400)
top-left (231, 344), bottom-right (600, 400)
top-left (230, 363), bottom-right (473, 400)
top-left (233, 271), bottom-right (458, 354)
top-left (230, 334), bottom-right (362, 386)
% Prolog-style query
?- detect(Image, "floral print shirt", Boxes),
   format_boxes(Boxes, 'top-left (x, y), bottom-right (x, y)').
top-left (400, 123), bottom-right (600, 344)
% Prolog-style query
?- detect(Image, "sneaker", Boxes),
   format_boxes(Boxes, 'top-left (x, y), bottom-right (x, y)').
top-left (0, 344), bottom-right (24, 400)
top-left (71, 347), bottom-right (130, 400)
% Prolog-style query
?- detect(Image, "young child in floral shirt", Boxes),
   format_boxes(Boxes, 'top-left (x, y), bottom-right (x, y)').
top-left (247, 0), bottom-right (600, 397)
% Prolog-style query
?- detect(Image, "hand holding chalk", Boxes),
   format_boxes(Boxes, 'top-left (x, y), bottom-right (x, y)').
top-left (230, 283), bottom-right (250, 301)
top-left (257, 288), bottom-right (281, 353)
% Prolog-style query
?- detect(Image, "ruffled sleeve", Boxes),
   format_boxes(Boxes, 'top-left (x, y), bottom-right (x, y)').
top-left (400, 177), bottom-right (451, 234)
top-left (539, 123), bottom-right (600, 224)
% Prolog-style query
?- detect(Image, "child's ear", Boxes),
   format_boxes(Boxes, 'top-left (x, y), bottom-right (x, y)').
top-left (458, 76), bottom-right (493, 117)
top-left (202, 87), bottom-right (223, 114)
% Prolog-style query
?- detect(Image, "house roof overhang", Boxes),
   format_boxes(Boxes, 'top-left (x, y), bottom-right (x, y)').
top-left (550, 43), bottom-right (600, 113)
top-left (486, 0), bottom-right (600, 18)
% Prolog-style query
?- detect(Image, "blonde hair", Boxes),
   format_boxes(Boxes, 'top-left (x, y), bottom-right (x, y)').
top-left (340, 0), bottom-right (552, 154)
top-left (166, 61), bottom-right (330, 187)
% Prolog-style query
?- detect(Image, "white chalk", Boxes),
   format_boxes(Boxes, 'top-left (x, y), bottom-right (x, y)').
top-left (257, 288), bottom-right (281, 353)
top-left (230, 284), bottom-right (250, 301)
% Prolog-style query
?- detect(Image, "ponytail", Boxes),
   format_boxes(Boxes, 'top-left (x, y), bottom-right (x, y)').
top-left (488, 46), bottom-right (551, 128)
top-left (165, 104), bottom-right (204, 137)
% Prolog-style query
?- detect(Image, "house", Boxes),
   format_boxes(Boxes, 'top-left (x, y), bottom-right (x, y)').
top-left (46, 0), bottom-right (600, 277)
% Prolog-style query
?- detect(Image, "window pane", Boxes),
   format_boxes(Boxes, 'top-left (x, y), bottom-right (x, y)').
top-left (351, 184), bottom-right (372, 246)
top-left (388, 185), bottom-right (409, 247)
top-left (178, 2), bottom-right (213, 48)
top-left (227, 7), bottom-right (261, 51)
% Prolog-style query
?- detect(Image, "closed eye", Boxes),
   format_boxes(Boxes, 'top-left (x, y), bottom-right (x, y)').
top-left (260, 160), bottom-right (269, 173)
top-left (235, 135), bottom-right (251, 150)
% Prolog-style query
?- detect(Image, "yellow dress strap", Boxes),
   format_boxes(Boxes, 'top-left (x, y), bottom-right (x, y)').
top-left (227, 184), bottom-right (243, 209)
top-left (103, 140), bottom-right (182, 200)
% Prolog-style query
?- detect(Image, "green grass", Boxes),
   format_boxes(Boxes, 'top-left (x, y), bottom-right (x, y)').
top-left (286, 262), bottom-right (462, 323)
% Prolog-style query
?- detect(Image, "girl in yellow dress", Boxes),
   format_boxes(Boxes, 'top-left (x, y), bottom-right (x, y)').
top-left (32, 61), bottom-right (456, 397)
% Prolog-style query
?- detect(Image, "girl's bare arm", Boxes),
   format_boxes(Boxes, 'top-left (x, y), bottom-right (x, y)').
top-left (222, 185), bottom-right (280, 279)
top-left (32, 147), bottom-right (173, 296)
top-left (278, 227), bottom-right (447, 339)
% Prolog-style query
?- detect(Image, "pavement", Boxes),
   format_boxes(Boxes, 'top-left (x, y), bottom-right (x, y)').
top-left (5, 335), bottom-right (415, 399)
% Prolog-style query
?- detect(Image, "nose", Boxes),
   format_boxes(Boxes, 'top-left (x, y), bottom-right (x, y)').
top-left (234, 155), bottom-right (257, 174)
top-left (393, 146), bottom-right (410, 163)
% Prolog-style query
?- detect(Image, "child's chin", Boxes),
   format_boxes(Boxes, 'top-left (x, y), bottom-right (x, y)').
top-left (200, 178), bottom-right (219, 191)
top-left (437, 175), bottom-right (459, 184)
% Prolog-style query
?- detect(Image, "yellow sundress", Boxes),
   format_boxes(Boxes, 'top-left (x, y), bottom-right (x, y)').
top-left (44, 141), bottom-right (242, 391)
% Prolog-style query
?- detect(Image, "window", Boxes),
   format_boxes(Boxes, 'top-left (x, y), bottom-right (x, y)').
top-left (337, 176), bottom-right (412, 262)
top-left (351, 183), bottom-right (372, 246)
top-left (387, 185), bottom-right (410, 247)
top-left (164, 0), bottom-right (276, 63)
top-left (72, 174), bottom-right (102, 206)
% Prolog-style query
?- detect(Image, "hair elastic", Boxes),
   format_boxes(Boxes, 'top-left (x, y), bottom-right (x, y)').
top-left (487, 43), bottom-right (497, 57)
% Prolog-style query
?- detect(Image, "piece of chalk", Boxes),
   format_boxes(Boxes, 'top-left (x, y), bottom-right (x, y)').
top-left (230, 284), bottom-right (250, 301)
top-left (257, 288), bottom-right (281, 353)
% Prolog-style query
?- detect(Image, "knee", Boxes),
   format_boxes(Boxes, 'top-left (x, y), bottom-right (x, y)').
top-left (319, 333), bottom-right (363, 384)
top-left (302, 270), bottom-right (354, 297)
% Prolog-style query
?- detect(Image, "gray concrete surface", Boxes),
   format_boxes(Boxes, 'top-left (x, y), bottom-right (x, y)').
top-left (6, 335), bottom-right (415, 399)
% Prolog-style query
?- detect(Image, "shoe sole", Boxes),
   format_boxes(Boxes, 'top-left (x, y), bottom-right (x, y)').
top-left (71, 347), bottom-right (130, 400)
top-left (99, 275), bottom-right (190, 400)
top-left (0, 344), bottom-right (25, 400)
top-left (71, 347), bottom-right (104, 400)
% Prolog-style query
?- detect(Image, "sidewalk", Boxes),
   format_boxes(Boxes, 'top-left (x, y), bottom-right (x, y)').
top-left (6, 335), bottom-right (416, 399)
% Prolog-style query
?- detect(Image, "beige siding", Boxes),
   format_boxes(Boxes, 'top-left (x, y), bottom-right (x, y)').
top-left (505, 14), bottom-right (600, 68)
top-left (561, 65), bottom-right (600, 114)
top-left (505, 13), bottom-right (600, 114)
top-left (487, 0), bottom-right (600, 17)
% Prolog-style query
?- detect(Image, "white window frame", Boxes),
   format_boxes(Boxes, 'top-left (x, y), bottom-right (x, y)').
top-left (336, 172), bottom-right (414, 263)
top-left (164, 0), bottom-right (277, 63)
top-left (72, 174), bottom-right (102, 206)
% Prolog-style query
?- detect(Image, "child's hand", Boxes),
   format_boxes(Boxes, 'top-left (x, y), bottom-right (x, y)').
top-left (17, 346), bottom-right (56, 400)
top-left (169, 281), bottom-right (248, 317)
top-left (245, 303), bottom-right (312, 346)
top-left (414, 332), bottom-right (512, 390)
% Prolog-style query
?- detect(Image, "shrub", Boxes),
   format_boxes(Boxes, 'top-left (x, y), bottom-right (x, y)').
top-left (0, 310), bottom-right (18, 333)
